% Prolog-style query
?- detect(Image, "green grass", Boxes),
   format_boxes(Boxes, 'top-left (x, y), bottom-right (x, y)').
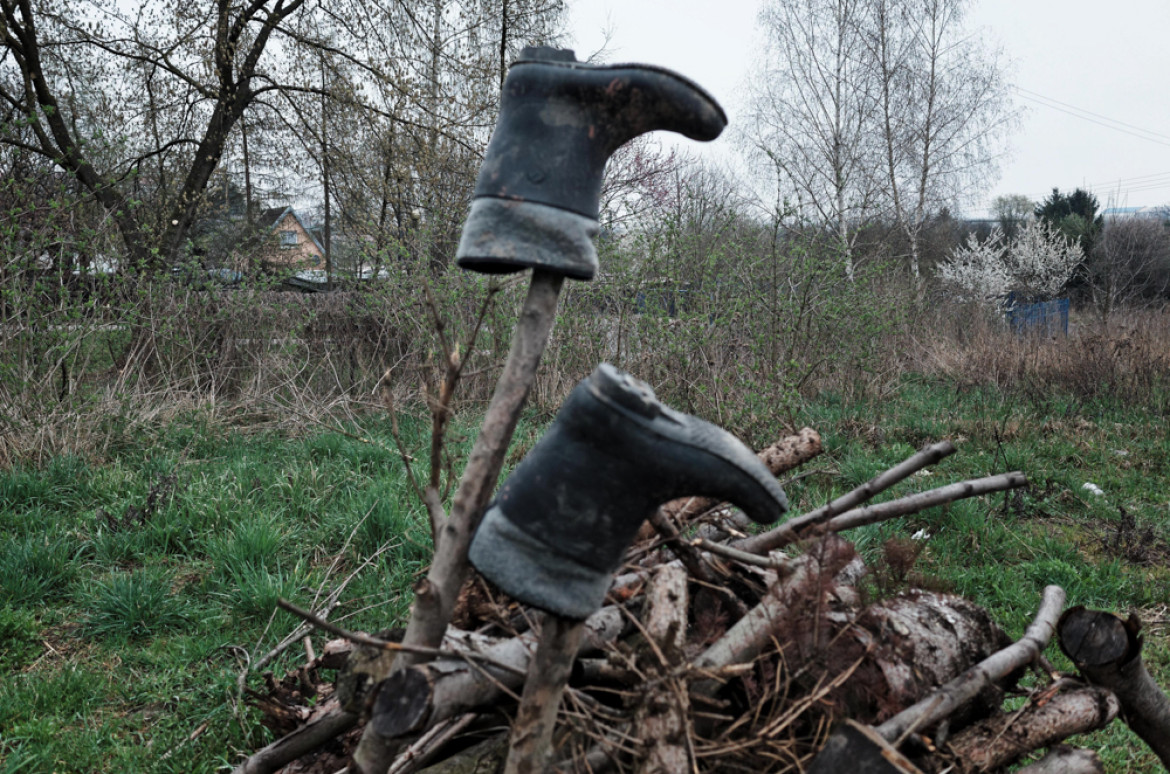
top-left (1, 378), bottom-right (1168, 771)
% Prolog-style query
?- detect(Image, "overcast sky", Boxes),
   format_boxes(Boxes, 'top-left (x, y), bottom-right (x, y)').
top-left (566, 0), bottom-right (1170, 217)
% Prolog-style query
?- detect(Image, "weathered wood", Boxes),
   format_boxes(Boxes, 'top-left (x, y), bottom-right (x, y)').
top-left (736, 441), bottom-right (956, 554)
top-left (1014, 745), bottom-right (1104, 774)
top-left (636, 564), bottom-right (690, 774)
top-left (504, 614), bottom-right (587, 774)
top-left (691, 535), bottom-right (857, 697)
top-left (231, 709), bottom-right (358, 774)
top-left (875, 585), bottom-right (1066, 743)
top-left (353, 271), bottom-right (565, 774)
top-left (946, 684), bottom-right (1119, 771)
top-left (1058, 607), bottom-right (1170, 769)
top-left (659, 427), bottom-right (823, 525)
top-left (414, 734), bottom-right (508, 774)
top-left (369, 606), bottom-right (626, 740)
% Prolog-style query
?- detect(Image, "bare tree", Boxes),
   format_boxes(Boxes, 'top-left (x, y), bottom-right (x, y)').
top-left (745, 0), bottom-right (1014, 282)
top-left (0, 0), bottom-right (565, 273)
top-left (1089, 218), bottom-right (1170, 323)
top-left (866, 0), bottom-right (1013, 282)
top-left (744, 0), bottom-right (879, 281)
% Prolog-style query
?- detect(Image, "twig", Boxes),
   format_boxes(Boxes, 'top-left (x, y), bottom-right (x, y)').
top-left (386, 713), bottom-right (477, 774)
top-left (735, 440), bottom-right (956, 554)
top-left (647, 508), bottom-right (716, 581)
top-left (824, 472), bottom-right (1029, 536)
top-left (692, 537), bottom-right (790, 571)
top-left (389, 271), bottom-right (564, 670)
top-left (238, 524), bottom-right (396, 703)
top-left (276, 598), bottom-right (523, 674)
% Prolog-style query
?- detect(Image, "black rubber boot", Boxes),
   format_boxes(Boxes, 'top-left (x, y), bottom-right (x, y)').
top-left (455, 47), bottom-right (727, 280)
top-left (469, 364), bottom-right (788, 619)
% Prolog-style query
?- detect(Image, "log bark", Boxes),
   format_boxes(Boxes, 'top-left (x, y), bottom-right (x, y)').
top-left (368, 606), bottom-right (626, 740)
top-left (875, 585), bottom-right (1066, 744)
top-left (504, 614), bottom-right (586, 774)
top-left (636, 564), bottom-right (690, 774)
top-left (1014, 746), bottom-right (1104, 774)
top-left (806, 591), bottom-right (1010, 726)
top-left (1058, 607), bottom-right (1170, 769)
top-left (945, 684), bottom-right (1119, 771)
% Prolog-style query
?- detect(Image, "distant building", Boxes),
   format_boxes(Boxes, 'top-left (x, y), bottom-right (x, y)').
top-left (257, 207), bottom-right (325, 268)
top-left (1102, 205), bottom-right (1170, 221)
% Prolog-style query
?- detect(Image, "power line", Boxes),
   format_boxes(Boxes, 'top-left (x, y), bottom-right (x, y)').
top-left (1084, 170), bottom-right (1170, 189)
top-left (1015, 86), bottom-right (1170, 144)
top-left (1014, 90), bottom-right (1170, 150)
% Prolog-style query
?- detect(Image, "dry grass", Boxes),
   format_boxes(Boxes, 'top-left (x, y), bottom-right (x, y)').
top-left (916, 305), bottom-right (1170, 411)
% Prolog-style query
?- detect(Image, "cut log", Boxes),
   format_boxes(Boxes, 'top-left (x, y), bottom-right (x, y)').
top-left (945, 684), bottom-right (1119, 771)
top-left (805, 591), bottom-right (1010, 726)
top-left (875, 585), bottom-right (1066, 743)
top-left (1014, 745), bottom-right (1104, 774)
top-left (636, 564), bottom-right (690, 774)
top-left (368, 605), bottom-right (626, 740)
top-left (1058, 606), bottom-right (1170, 769)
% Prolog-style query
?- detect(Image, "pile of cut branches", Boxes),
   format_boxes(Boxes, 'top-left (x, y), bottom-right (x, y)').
top-left (233, 428), bottom-right (1169, 774)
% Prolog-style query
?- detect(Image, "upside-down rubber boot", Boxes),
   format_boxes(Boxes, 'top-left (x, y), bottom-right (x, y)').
top-left (469, 363), bottom-right (788, 619)
top-left (455, 47), bottom-right (727, 280)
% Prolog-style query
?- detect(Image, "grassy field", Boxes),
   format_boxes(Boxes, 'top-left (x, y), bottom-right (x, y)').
top-left (1, 374), bottom-right (1168, 772)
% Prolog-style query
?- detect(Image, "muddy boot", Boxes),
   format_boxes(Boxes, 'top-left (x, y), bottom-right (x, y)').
top-left (456, 47), bottom-right (727, 280)
top-left (469, 363), bottom-right (787, 618)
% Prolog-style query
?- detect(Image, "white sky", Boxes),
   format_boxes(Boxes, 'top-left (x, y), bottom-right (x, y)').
top-left (567, 0), bottom-right (1170, 217)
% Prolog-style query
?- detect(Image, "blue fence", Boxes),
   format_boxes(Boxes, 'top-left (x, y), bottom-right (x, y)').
top-left (1005, 297), bottom-right (1069, 336)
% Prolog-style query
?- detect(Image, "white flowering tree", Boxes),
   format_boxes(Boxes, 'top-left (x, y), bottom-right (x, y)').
top-left (937, 221), bottom-right (1082, 302)
top-left (936, 229), bottom-right (1012, 300)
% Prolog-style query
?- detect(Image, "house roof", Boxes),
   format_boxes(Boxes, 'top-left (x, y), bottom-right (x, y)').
top-left (261, 206), bottom-right (327, 256)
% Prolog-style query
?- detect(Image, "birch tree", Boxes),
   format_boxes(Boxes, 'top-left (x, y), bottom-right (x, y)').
top-left (745, 0), bottom-right (878, 281)
top-left (745, 0), bottom-right (1013, 281)
top-left (867, 0), bottom-right (1012, 281)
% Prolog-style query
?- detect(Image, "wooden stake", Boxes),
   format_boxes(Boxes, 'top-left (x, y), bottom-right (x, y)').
top-left (504, 614), bottom-right (587, 774)
top-left (352, 270), bottom-right (565, 774)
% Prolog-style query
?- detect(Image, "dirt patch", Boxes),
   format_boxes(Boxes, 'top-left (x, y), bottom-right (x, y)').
top-left (1100, 507), bottom-right (1170, 566)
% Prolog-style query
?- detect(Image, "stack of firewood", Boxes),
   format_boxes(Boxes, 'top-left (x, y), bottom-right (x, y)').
top-left (234, 429), bottom-right (1170, 774)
